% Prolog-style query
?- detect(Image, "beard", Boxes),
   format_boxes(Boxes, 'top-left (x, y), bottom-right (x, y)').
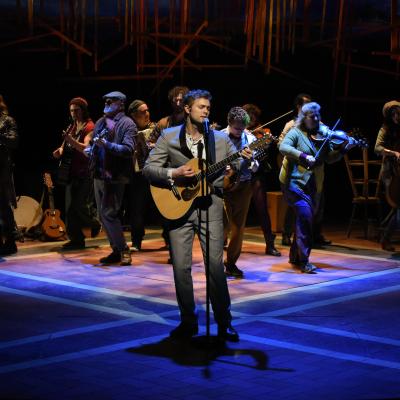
top-left (104, 103), bottom-right (120, 115)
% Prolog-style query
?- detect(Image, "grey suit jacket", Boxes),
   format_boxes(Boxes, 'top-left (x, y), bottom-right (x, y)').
top-left (143, 124), bottom-right (238, 220)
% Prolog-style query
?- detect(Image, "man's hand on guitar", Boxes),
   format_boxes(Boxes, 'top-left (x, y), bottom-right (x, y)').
top-left (240, 146), bottom-right (253, 160)
top-left (53, 147), bottom-right (63, 159)
top-left (93, 137), bottom-right (110, 149)
top-left (172, 164), bottom-right (196, 178)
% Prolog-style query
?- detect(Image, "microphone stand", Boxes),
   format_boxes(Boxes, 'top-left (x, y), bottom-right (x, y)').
top-left (203, 118), bottom-right (211, 340)
top-left (192, 117), bottom-right (219, 349)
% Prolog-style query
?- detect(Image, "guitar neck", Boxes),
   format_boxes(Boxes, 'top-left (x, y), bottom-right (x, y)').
top-left (206, 137), bottom-right (268, 177)
top-left (207, 151), bottom-right (242, 176)
top-left (47, 188), bottom-right (55, 211)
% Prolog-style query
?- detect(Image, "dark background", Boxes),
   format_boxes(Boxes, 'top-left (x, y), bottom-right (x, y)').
top-left (0, 0), bottom-right (398, 225)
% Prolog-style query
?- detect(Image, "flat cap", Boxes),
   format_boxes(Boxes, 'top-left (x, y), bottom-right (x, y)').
top-left (103, 91), bottom-right (126, 102)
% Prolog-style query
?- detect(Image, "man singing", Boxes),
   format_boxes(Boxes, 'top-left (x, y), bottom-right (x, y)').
top-left (143, 89), bottom-right (253, 341)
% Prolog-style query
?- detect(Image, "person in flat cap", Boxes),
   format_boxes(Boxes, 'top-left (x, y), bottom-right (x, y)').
top-left (0, 94), bottom-right (19, 256)
top-left (52, 97), bottom-right (101, 250)
top-left (375, 100), bottom-right (400, 251)
top-left (85, 91), bottom-right (136, 265)
top-left (126, 99), bottom-right (156, 251)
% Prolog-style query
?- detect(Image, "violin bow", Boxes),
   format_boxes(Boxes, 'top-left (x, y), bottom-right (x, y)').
top-left (307, 117), bottom-right (341, 170)
top-left (250, 109), bottom-right (293, 133)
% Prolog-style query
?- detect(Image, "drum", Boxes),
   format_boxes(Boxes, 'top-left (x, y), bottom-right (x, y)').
top-left (13, 196), bottom-right (43, 231)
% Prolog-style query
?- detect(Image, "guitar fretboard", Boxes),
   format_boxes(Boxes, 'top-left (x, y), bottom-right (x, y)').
top-left (195, 135), bottom-right (270, 180)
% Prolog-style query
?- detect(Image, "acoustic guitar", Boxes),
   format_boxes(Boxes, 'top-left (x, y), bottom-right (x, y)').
top-left (224, 136), bottom-right (276, 192)
top-left (150, 134), bottom-right (271, 220)
top-left (42, 173), bottom-right (66, 240)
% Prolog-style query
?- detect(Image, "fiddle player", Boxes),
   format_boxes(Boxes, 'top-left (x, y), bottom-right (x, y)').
top-left (279, 94), bottom-right (311, 246)
top-left (374, 100), bottom-right (400, 251)
top-left (279, 102), bottom-right (355, 273)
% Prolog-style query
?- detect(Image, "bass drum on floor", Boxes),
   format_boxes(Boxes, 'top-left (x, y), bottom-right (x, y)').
top-left (13, 195), bottom-right (43, 232)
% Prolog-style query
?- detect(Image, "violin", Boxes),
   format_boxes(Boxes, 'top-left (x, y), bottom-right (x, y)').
top-left (310, 129), bottom-right (368, 149)
top-left (252, 127), bottom-right (271, 139)
top-left (306, 128), bottom-right (368, 171)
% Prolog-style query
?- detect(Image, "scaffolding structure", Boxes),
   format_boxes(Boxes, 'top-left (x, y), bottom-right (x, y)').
top-left (1, 0), bottom-right (399, 100)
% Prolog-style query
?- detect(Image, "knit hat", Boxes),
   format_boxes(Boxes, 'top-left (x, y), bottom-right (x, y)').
top-left (382, 100), bottom-right (400, 117)
top-left (128, 99), bottom-right (146, 115)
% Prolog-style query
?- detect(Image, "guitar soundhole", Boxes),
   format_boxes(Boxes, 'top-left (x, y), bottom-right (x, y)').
top-left (181, 184), bottom-right (200, 201)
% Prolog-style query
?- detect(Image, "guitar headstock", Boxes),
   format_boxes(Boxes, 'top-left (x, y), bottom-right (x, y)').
top-left (43, 172), bottom-right (54, 189)
top-left (250, 132), bottom-right (277, 150)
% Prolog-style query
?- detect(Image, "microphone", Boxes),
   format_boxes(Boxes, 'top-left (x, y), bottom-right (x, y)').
top-left (203, 117), bottom-right (210, 135)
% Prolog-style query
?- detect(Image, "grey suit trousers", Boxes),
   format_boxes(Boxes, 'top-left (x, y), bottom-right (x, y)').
top-left (169, 200), bottom-right (232, 327)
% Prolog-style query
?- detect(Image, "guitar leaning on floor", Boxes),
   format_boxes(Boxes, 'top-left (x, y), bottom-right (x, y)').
top-left (150, 134), bottom-right (271, 220)
top-left (42, 173), bottom-right (66, 240)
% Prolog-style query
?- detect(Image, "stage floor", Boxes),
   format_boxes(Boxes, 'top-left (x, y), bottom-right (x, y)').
top-left (0, 226), bottom-right (399, 400)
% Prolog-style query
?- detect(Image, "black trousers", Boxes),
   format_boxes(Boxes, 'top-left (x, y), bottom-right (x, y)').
top-left (66, 176), bottom-right (100, 243)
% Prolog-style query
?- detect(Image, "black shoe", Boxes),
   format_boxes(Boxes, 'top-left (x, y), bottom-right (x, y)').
top-left (224, 262), bottom-right (244, 278)
top-left (217, 324), bottom-right (239, 342)
top-left (91, 224), bottom-right (102, 238)
top-left (169, 322), bottom-right (199, 339)
top-left (131, 243), bottom-right (141, 252)
top-left (100, 251), bottom-right (121, 264)
top-left (282, 234), bottom-right (292, 246)
top-left (0, 241), bottom-right (17, 256)
top-left (314, 236), bottom-right (331, 246)
top-left (300, 262), bottom-right (317, 274)
top-left (61, 240), bottom-right (85, 250)
top-left (265, 245), bottom-right (281, 257)
top-left (120, 249), bottom-right (132, 266)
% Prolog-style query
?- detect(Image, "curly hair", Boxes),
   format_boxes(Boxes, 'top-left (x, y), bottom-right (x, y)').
top-left (227, 106), bottom-right (250, 127)
top-left (168, 86), bottom-right (190, 103)
top-left (183, 89), bottom-right (212, 108)
top-left (296, 102), bottom-right (321, 130)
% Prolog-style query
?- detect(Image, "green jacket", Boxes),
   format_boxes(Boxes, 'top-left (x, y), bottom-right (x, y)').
top-left (279, 125), bottom-right (343, 193)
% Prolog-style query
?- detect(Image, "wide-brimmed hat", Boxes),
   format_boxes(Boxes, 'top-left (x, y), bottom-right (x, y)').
top-left (382, 100), bottom-right (400, 117)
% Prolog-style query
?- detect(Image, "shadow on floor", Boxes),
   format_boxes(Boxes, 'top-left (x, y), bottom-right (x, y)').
top-left (127, 336), bottom-right (273, 374)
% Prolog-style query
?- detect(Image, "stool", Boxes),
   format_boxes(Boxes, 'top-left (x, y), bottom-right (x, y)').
top-left (267, 191), bottom-right (288, 232)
